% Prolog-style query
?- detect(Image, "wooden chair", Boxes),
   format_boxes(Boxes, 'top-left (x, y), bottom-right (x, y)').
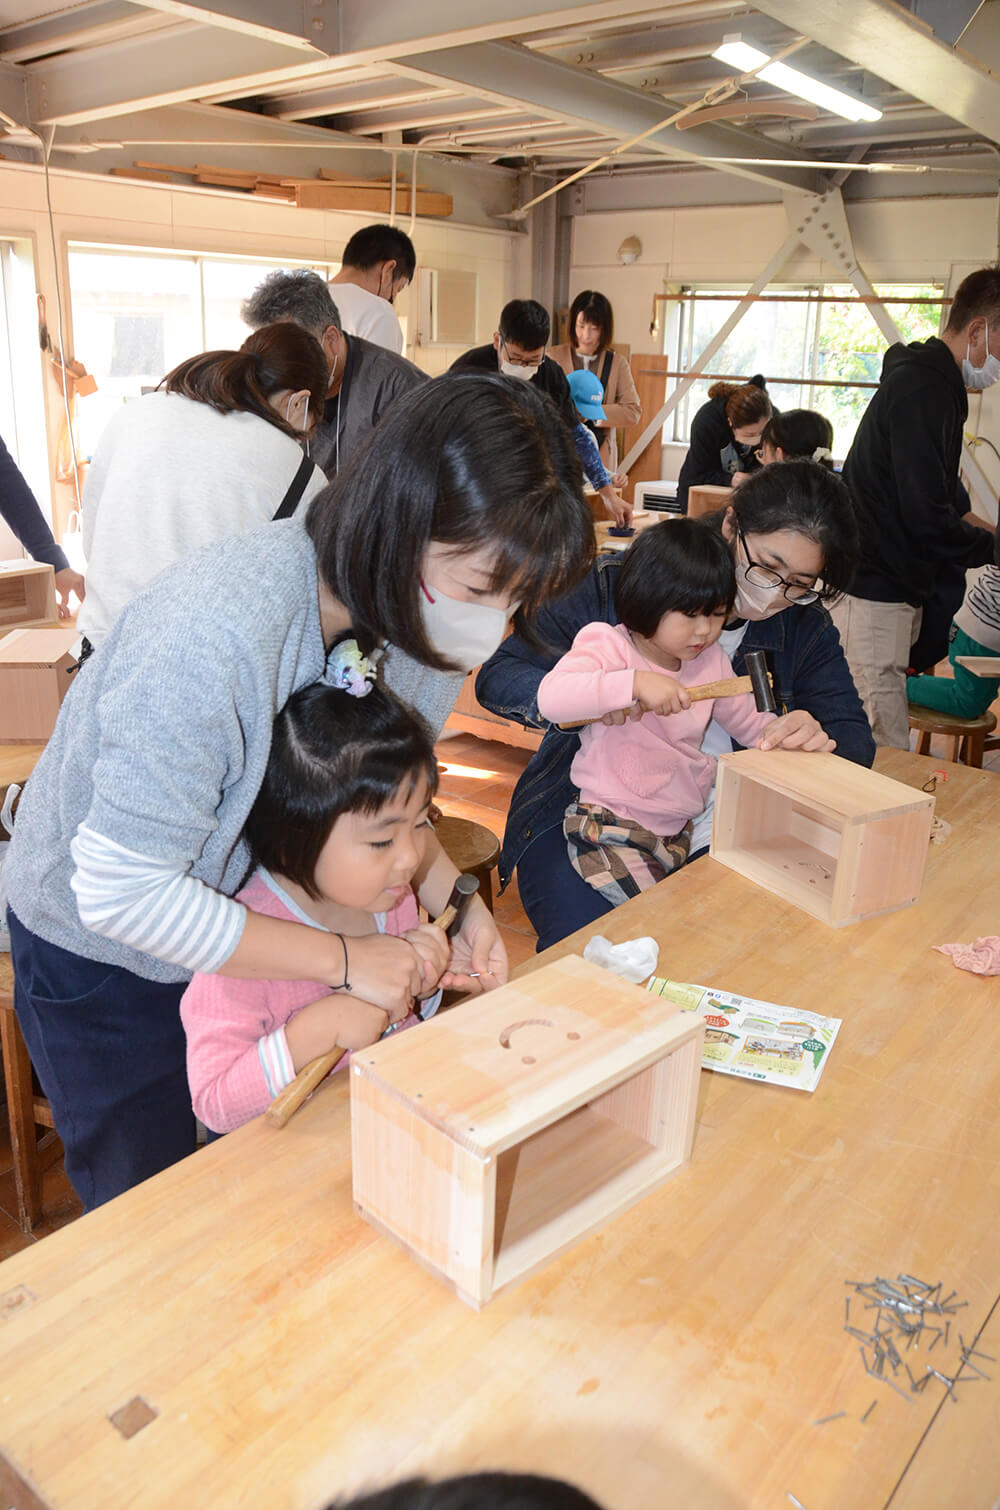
top-left (0, 953), bottom-right (60, 1232)
top-left (908, 703), bottom-right (998, 768)
top-left (433, 815), bottom-right (501, 912)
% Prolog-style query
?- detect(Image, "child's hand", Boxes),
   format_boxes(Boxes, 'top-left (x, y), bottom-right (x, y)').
top-left (403, 923), bottom-right (450, 997)
top-left (758, 710), bottom-right (836, 753)
top-left (632, 669), bottom-right (692, 717)
top-left (284, 993), bottom-right (389, 1070)
top-left (443, 899), bottom-right (508, 995)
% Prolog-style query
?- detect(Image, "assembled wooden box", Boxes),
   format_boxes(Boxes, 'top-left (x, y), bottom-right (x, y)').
top-left (710, 749), bottom-right (934, 927)
top-left (0, 560), bottom-right (57, 634)
top-left (685, 483), bottom-right (732, 518)
top-left (0, 626), bottom-right (78, 741)
top-left (351, 954), bottom-right (705, 1309)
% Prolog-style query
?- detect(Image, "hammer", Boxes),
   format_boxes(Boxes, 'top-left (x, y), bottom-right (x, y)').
top-left (556, 648), bottom-right (775, 730)
top-left (265, 877), bottom-right (480, 1129)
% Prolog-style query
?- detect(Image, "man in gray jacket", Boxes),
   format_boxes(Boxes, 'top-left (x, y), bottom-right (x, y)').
top-left (242, 269), bottom-right (426, 478)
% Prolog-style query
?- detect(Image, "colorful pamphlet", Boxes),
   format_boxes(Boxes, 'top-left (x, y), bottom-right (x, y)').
top-left (646, 977), bottom-right (841, 1092)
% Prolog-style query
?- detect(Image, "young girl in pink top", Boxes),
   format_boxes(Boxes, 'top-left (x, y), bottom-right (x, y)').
top-left (537, 518), bottom-right (833, 905)
top-left (181, 675), bottom-right (453, 1133)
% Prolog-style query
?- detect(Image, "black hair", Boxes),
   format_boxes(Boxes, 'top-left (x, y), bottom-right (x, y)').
top-left (569, 290), bottom-right (613, 351)
top-left (728, 460), bottom-right (859, 600)
top-left (326, 1472), bottom-right (606, 1510)
top-left (760, 409), bottom-right (834, 467)
top-left (341, 224), bottom-right (417, 283)
top-left (306, 373), bottom-right (594, 672)
top-left (498, 299), bottom-right (551, 350)
top-left (945, 263), bottom-right (1000, 333)
top-left (614, 517), bottom-right (736, 636)
top-left (244, 681), bottom-right (438, 902)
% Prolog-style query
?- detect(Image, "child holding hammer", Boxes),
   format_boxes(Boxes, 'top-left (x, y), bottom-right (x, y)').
top-left (181, 661), bottom-right (471, 1133)
top-left (536, 518), bottom-right (835, 906)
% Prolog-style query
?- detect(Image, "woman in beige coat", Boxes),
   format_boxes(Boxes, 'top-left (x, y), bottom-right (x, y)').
top-left (550, 289), bottom-right (642, 475)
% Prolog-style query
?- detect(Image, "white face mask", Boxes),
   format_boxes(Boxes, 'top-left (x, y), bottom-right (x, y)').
top-left (733, 563), bottom-right (789, 622)
top-left (498, 341), bottom-right (542, 383)
top-left (420, 581), bottom-right (509, 672)
top-left (962, 325), bottom-right (1000, 390)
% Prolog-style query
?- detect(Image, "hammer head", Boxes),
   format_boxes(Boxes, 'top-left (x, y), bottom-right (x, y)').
top-left (744, 649), bottom-right (776, 713)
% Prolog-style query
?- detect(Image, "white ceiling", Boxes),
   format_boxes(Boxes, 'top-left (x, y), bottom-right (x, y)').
top-left (2, 0), bottom-right (999, 215)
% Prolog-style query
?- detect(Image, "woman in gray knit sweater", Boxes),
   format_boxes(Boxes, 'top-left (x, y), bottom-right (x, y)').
top-left (6, 374), bottom-right (594, 1210)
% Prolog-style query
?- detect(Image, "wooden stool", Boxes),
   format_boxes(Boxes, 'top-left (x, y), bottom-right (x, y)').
top-left (0, 953), bottom-right (61, 1232)
top-left (433, 815), bottom-right (501, 913)
top-left (908, 703), bottom-right (998, 768)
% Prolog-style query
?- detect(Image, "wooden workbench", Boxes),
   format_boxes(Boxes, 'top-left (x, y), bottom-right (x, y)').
top-left (0, 750), bottom-right (998, 1510)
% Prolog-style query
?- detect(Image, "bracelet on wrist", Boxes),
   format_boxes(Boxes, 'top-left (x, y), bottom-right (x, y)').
top-left (332, 932), bottom-right (352, 993)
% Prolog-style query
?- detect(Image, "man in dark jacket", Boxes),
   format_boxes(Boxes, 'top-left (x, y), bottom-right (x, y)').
top-left (832, 267), bottom-right (998, 748)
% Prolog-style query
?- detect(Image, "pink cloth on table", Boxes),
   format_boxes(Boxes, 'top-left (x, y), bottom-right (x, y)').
top-left (537, 621), bottom-right (776, 836)
top-left (181, 869), bottom-right (421, 1133)
top-left (933, 936), bottom-right (1000, 976)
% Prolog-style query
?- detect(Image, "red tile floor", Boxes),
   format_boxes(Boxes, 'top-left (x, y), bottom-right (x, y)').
top-left (0, 731), bottom-right (536, 1259)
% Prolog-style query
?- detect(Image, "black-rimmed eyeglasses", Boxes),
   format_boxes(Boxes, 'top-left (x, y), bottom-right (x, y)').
top-left (738, 525), bottom-right (821, 604)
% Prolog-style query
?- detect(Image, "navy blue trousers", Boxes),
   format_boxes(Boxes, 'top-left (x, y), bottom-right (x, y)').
top-left (514, 820), bottom-right (709, 953)
top-left (7, 909), bottom-right (197, 1211)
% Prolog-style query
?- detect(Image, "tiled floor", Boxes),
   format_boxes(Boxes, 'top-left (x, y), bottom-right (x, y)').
top-left (0, 730), bottom-right (535, 1261)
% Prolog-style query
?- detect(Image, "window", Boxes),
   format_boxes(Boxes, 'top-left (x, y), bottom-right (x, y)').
top-left (68, 247), bottom-right (336, 457)
top-left (670, 281), bottom-right (944, 458)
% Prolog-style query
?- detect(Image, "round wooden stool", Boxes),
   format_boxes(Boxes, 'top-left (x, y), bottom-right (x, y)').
top-left (908, 703), bottom-right (998, 768)
top-left (433, 815), bottom-right (501, 913)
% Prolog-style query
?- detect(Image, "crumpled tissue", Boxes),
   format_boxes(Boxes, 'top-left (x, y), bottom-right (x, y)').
top-left (933, 936), bottom-right (1000, 976)
top-left (583, 934), bottom-right (659, 984)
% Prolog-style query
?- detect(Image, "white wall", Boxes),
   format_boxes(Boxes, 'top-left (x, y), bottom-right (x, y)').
top-left (568, 194), bottom-right (1000, 508)
top-left (0, 159), bottom-right (527, 545)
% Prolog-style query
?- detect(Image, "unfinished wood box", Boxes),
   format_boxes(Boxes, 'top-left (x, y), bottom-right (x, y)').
top-left (710, 749), bottom-right (935, 927)
top-left (0, 560), bottom-right (57, 634)
top-left (0, 627), bottom-right (78, 741)
top-left (685, 483), bottom-right (732, 518)
top-left (351, 954), bottom-right (705, 1309)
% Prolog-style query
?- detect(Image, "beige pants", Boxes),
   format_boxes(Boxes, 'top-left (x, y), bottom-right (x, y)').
top-left (829, 595), bottom-right (922, 750)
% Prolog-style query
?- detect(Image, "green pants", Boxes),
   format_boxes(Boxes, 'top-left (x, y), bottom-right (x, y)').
top-left (906, 626), bottom-right (1000, 718)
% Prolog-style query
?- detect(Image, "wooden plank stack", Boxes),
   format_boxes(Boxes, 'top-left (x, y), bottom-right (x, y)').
top-left (112, 162), bottom-right (453, 216)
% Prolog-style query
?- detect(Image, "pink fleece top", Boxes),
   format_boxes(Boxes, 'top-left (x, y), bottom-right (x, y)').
top-left (537, 622), bottom-right (776, 835)
top-left (180, 868), bottom-right (422, 1133)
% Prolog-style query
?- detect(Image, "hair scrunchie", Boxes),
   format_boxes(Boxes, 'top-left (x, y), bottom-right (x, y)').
top-left (328, 638), bottom-right (376, 697)
top-left (812, 446), bottom-right (834, 463)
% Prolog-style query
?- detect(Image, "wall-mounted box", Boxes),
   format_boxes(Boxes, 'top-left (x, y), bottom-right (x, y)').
top-left (685, 484), bottom-right (732, 518)
top-left (710, 749), bottom-right (934, 927)
top-left (0, 627), bottom-right (78, 741)
top-left (351, 954), bottom-right (705, 1309)
top-left (0, 561), bottom-right (57, 634)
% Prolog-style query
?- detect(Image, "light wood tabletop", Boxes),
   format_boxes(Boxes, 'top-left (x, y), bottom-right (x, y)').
top-left (0, 749), bottom-right (998, 1510)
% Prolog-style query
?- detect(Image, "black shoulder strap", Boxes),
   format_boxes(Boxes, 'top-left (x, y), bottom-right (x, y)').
top-left (599, 349), bottom-right (614, 394)
top-left (272, 453), bottom-right (314, 521)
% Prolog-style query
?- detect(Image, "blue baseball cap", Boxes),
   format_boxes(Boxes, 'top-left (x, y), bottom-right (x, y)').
top-left (567, 367), bottom-right (606, 420)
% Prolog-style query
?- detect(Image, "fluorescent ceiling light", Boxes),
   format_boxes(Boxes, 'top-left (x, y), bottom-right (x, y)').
top-left (713, 35), bottom-right (882, 124)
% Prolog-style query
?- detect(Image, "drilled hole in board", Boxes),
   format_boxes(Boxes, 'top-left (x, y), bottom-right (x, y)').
top-left (109, 1397), bottom-right (158, 1439)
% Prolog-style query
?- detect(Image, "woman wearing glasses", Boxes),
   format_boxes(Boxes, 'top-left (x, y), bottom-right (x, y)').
top-left (475, 461), bottom-right (875, 949)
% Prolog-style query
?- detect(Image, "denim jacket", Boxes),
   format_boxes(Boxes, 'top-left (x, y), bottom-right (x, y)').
top-left (476, 553), bottom-right (876, 891)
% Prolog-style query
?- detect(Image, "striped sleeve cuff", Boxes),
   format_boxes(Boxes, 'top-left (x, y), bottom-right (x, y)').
top-left (257, 1028), bottom-right (296, 1098)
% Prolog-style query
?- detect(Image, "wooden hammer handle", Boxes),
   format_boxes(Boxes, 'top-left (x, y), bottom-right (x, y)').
top-left (265, 903), bottom-right (456, 1129)
top-left (556, 674), bottom-right (754, 730)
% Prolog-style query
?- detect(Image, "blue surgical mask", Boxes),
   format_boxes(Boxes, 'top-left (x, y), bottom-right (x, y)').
top-left (962, 325), bottom-right (1000, 390)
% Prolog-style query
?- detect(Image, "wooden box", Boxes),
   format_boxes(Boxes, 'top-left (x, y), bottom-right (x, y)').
top-left (0, 627), bottom-right (79, 741)
top-left (710, 749), bottom-right (934, 927)
top-left (351, 954), bottom-right (705, 1309)
top-left (0, 560), bottom-right (57, 633)
top-left (685, 483), bottom-right (732, 518)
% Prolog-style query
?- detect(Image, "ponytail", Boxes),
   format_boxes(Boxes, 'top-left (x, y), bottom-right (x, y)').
top-left (707, 375), bottom-right (771, 430)
top-left (161, 321), bottom-right (328, 435)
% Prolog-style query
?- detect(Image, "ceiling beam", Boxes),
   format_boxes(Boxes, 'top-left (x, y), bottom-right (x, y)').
top-left (389, 41), bottom-right (824, 193)
top-left (0, 59), bottom-right (30, 133)
top-left (127, 0), bottom-right (329, 52)
top-left (263, 78), bottom-right (451, 122)
top-left (752, 0), bottom-right (1000, 144)
top-left (23, 24), bottom-right (325, 125)
top-left (0, 2), bottom-right (168, 64)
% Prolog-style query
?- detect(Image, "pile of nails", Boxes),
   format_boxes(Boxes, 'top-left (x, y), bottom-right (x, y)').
top-left (841, 1273), bottom-right (992, 1406)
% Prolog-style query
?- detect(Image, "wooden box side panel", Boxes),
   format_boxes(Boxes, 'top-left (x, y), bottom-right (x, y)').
top-left (832, 808), bottom-right (933, 924)
top-left (711, 765), bottom-right (791, 856)
top-left (0, 659), bottom-right (72, 741)
top-left (0, 564), bottom-right (56, 628)
top-left (716, 748), bottom-right (934, 820)
top-left (686, 484), bottom-right (732, 518)
top-left (351, 1069), bottom-right (495, 1306)
top-left (590, 1018), bottom-right (704, 1160)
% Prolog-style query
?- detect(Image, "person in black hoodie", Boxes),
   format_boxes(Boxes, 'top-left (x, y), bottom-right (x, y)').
top-left (831, 266), bottom-right (999, 748)
top-left (676, 375), bottom-right (772, 509)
